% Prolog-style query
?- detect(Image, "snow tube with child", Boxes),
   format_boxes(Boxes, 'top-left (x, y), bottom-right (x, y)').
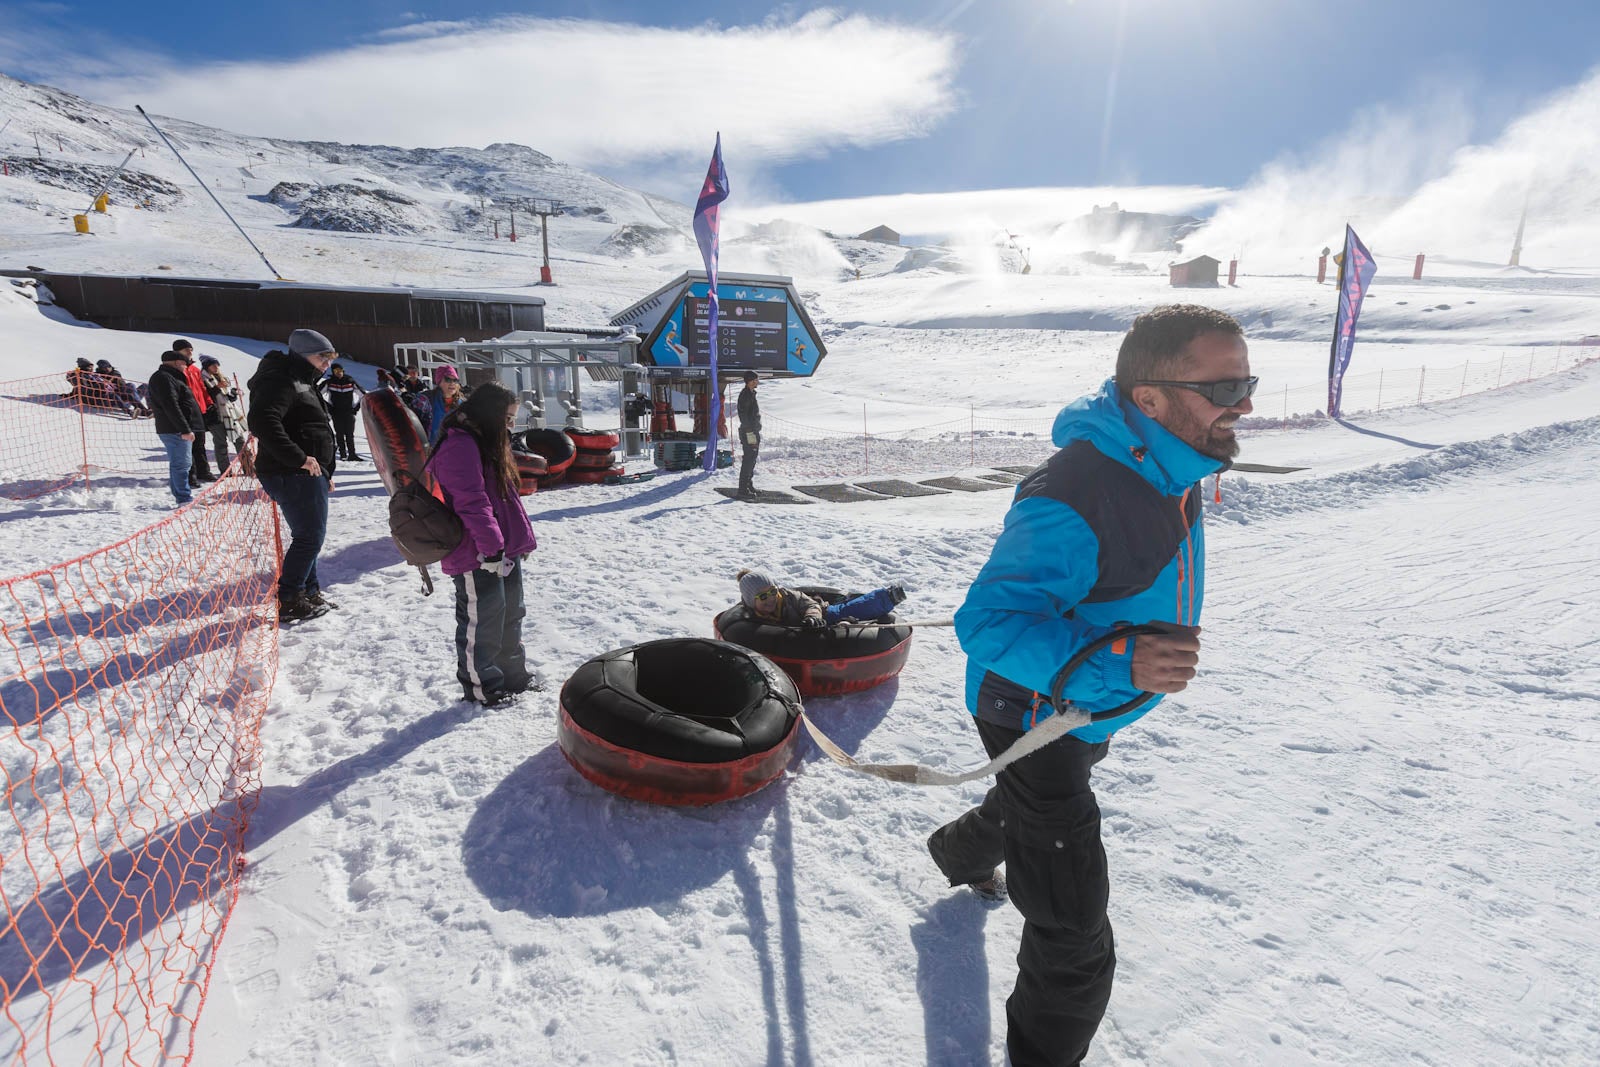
top-left (363, 389), bottom-right (429, 496)
top-left (558, 638), bottom-right (803, 806)
top-left (713, 586), bottom-right (914, 698)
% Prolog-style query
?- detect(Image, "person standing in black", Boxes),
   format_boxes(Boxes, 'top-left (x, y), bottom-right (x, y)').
top-left (171, 340), bottom-right (216, 486)
top-left (736, 370), bottom-right (761, 500)
top-left (320, 363), bottom-right (365, 461)
top-left (248, 329), bottom-right (339, 623)
top-left (147, 350), bottom-right (205, 506)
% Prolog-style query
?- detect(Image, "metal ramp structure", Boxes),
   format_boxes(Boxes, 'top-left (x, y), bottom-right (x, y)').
top-left (394, 329), bottom-right (651, 458)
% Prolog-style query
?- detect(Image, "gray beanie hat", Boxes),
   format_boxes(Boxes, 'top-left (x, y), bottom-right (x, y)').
top-left (287, 328), bottom-right (335, 356)
top-left (738, 569), bottom-right (776, 609)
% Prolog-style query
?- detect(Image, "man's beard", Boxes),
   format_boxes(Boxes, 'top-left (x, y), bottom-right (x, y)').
top-left (1161, 397), bottom-right (1241, 461)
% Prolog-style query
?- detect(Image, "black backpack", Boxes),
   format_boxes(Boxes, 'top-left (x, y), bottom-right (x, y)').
top-left (388, 463), bottom-right (463, 595)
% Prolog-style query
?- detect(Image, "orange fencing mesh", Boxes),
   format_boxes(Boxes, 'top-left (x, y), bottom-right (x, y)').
top-left (0, 460), bottom-right (281, 1065)
top-left (0, 371), bottom-right (171, 500)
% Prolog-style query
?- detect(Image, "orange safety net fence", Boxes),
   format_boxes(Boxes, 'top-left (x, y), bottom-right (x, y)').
top-left (1, 371), bottom-right (189, 501)
top-left (0, 459), bottom-right (281, 1064)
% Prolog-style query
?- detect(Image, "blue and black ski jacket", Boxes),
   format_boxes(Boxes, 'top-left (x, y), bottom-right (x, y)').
top-left (955, 379), bottom-right (1226, 743)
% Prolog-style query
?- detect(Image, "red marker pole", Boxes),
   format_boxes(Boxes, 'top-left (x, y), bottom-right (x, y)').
top-left (1413, 254), bottom-right (1425, 280)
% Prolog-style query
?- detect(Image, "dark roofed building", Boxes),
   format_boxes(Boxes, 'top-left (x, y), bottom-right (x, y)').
top-left (857, 225), bottom-right (901, 245)
top-left (1169, 255), bottom-right (1220, 288)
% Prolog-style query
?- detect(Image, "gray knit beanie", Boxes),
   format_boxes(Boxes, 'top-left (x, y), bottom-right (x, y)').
top-left (738, 569), bottom-right (775, 609)
top-left (287, 329), bottom-right (335, 357)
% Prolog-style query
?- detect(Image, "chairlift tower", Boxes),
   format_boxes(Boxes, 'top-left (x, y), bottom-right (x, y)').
top-left (530, 199), bottom-right (561, 285)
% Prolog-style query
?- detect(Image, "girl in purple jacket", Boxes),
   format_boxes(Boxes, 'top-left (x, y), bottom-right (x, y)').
top-left (431, 382), bottom-right (539, 706)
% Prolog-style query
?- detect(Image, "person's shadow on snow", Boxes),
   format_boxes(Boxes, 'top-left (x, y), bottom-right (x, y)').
top-left (912, 895), bottom-right (995, 1066)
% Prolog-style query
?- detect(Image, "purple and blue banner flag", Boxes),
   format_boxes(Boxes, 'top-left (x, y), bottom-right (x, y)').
top-left (693, 133), bottom-right (730, 470)
top-left (1327, 223), bottom-right (1377, 418)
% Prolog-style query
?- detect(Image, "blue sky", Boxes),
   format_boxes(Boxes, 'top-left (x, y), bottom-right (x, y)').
top-left (1, 0), bottom-right (1596, 207)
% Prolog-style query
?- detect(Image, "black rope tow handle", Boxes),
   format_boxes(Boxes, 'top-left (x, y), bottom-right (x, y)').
top-left (803, 620), bottom-right (1185, 786)
top-left (1048, 621), bottom-right (1186, 723)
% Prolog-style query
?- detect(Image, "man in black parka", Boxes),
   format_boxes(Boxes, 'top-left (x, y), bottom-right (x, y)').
top-left (148, 349), bottom-right (205, 506)
top-left (248, 329), bottom-right (339, 622)
top-left (319, 362), bottom-right (365, 461)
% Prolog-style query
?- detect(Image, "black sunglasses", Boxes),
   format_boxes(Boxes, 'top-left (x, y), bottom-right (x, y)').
top-left (1137, 376), bottom-right (1259, 407)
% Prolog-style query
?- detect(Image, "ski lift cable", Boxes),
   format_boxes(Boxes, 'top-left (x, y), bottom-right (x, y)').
top-left (136, 105), bottom-right (288, 281)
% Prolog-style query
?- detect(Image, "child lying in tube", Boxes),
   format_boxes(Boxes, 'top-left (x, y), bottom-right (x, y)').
top-left (736, 569), bottom-right (906, 629)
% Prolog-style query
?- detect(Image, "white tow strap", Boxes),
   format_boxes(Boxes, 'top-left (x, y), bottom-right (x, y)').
top-left (798, 704), bottom-right (1089, 787)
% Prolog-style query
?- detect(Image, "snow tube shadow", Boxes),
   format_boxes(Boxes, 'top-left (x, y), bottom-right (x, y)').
top-left (362, 389), bottom-right (428, 496)
top-left (558, 638), bottom-right (803, 806)
top-left (713, 586), bottom-right (914, 697)
top-left (461, 745), bottom-right (790, 918)
top-left (515, 428), bottom-right (575, 489)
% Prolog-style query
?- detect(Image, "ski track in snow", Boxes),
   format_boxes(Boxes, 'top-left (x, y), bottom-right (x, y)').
top-left (166, 403), bottom-right (1595, 1066)
top-left (5, 356), bottom-right (1599, 1065)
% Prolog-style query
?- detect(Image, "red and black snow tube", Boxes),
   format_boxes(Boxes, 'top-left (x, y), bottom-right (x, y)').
top-left (362, 389), bottom-right (429, 496)
top-left (566, 427), bottom-right (620, 452)
top-left (565, 466), bottom-right (628, 485)
top-left (515, 428), bottom-right (576, 489)
top-left (571, 450), bottom-right (619, 470)
top-left (567, 427), bottom-right (622, 484)
top-left (558, 638), bottom-right (803, 806)
top-left (513, 451), bottom-right (544, 496)
top-left (713, 586), bottom-right (914, 698)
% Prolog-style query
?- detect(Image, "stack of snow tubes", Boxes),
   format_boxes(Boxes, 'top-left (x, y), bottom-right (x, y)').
top-left (566, 426), bottom-right (626, 484)
top-left (714, 586), bottom-right (915, 697)
top-left (513, 428), bottom-right (576, 491)
top-left (558, 638), bottom-right (803, 806)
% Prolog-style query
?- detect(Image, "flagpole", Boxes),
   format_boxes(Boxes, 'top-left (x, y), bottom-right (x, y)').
top-left (692, 134), bottom-right (730, 472)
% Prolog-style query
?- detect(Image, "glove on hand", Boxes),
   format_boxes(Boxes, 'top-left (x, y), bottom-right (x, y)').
top-left (800, 615), bottom-right (827, 630)
top-left (477, 552), bottom-right (517, 578)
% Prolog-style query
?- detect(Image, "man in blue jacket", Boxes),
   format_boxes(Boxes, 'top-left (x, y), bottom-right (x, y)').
top-left (929, 305), bottom-right (1256, 1067)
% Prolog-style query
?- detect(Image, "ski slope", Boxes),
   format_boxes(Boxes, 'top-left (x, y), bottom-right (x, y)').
top-left (2, 73), bottom-right (1599, 1067)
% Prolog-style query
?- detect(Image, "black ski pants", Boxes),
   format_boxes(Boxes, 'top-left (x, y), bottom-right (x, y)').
top-left (188, 431), bottom-right (213, 482)
top-left (452, 560), bottom-right (529, 703)
top-left (928, 719), bottom-right (1114, 1067)
top-left (332, 413), bottom-right (358, 460)
top-left (207, 420), bottom-right (231, 474)
top-left (738, 431), bottom-right (759, 493)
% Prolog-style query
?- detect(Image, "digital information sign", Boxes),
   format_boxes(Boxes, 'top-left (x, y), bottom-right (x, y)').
top-left (685, 296), bottom-right (786, 369)
top-left (647, 282), bottom-right (818, 375)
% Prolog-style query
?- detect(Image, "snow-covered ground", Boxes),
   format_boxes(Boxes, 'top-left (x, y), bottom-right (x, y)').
top-left (3, 73), bottom-right (1599, 1066)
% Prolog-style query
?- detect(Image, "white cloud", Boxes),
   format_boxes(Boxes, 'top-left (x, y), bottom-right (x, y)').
top-left (37, 12), bottom-right (960, 171)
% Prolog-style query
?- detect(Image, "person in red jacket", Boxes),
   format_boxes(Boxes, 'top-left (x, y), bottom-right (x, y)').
top-left (430, 381), bottom-right (539, 706)
top-left (172, 340), bottom-right (216, 484)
